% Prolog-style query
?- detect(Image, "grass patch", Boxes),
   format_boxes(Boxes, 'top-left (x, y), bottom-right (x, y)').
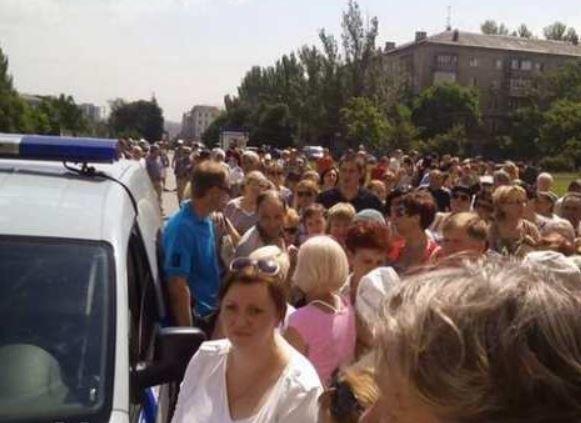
top-left (553, 173), bottom-right (580, 196)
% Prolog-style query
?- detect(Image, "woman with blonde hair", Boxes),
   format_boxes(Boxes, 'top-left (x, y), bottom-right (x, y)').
top-left (362, 258), bottom-right (581, 422)
top-left (284, 236), bottom-right (356, 386)
top-left (293, 179), bottom-right (319, 214)
top-left (489, 185), bottom-right (540, 256)
top-left (224, 170), bottom-right (271, 236)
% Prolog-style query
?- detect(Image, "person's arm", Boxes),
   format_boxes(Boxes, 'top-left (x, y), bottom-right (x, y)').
top-left (167, 276), bottom-right (193, 327)
top-left (283, 326), bottom-right (308, 355)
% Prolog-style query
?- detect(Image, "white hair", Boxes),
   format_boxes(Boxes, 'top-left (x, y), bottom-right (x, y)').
top-left (292, 235), bottom-right (349, 295)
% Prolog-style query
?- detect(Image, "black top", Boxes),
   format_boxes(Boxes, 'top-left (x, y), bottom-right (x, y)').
top-left (317, 187), bottom-right (384, 213)
top-left (429, 188), bottom-right (451, 212)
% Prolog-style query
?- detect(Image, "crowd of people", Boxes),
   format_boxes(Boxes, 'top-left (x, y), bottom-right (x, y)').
top-left (128, 138), bottom-right (581, 422)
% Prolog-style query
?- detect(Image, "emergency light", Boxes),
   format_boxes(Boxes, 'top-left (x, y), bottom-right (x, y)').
top-left (0, 133), bottom-right (118, 163)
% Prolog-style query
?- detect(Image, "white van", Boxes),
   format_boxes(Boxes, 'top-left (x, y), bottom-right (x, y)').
top-left (0, 134), bottom-right (204, 423)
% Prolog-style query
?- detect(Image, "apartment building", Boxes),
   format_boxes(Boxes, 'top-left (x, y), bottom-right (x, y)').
top-left (384, 30), bottom-right (581, 132)
top-left (181, 105), bottom-right (221, 141)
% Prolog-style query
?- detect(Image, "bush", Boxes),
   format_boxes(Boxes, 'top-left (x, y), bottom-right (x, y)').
top-left (539, 155), bottom-right (575, 172)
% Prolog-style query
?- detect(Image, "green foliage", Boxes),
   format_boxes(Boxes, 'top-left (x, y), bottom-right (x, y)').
top-left (539, 155), bottom-right (575, 172)
top-left (481, 20), bottom-right (510, 35)
top-left (340, 97), bottom-right (391, 151)
top-left (252, 103), bottom-right (296, 148)
top-left (539, 100), bottom-right (581, 155)
top-left (108, 98), bottom-right (164, 141)
top-left (543, 22), bottom-right (568, 40)
top-left (411, 83), bottom-right (481, 138)
top-left (412, 124), bottom-right (469, 156)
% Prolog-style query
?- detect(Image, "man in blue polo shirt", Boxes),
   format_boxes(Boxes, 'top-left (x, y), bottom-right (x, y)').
top-left (163, 160), bottom-right (230, 327)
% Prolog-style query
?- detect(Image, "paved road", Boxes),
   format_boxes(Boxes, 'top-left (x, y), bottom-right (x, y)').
top-left (161, 153), bottom-right (179, 218)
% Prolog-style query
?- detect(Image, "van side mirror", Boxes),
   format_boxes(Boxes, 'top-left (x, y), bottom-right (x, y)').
top-left (132, 326), bottom-right (206, 390)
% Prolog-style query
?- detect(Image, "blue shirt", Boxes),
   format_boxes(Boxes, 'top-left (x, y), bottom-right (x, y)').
top-left (163, 200), bottom-right (220, 318)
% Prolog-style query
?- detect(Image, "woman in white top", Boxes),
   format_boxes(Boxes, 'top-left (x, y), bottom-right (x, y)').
top-left (172, 257), bottom-right (322, 423)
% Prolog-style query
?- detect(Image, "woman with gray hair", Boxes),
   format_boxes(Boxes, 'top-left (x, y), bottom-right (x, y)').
top-left (362, 258), bottom-right (581, 422)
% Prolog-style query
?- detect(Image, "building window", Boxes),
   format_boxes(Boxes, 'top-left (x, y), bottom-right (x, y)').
top-left (491, 80), bottom-right (500, 90)
top-left (471, 77), bottom-right (478, 87)
top-left (535, 62), bottom-right (544, 72)
top-left (521, 60), bottom-right (533, 71)
top-left (496, 59), bottom-right (503, 70)
top-left (510, 78), bottom-right (531, 91)
top-left (436, 54), bottom-right (457, 67)
top-left (511, 59), bottom-right (520, 70)
top-left (469, 57), bottom-right (478, 67)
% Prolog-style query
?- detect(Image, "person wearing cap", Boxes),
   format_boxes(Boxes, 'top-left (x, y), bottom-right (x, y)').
top-left (317, 153), bottom-right (383, 213)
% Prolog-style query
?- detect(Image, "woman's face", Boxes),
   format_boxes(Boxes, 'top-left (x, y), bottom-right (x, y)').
top-left (350, 248), bottom-right (386, 278)
top-left (499, 196), bottom-right (525, 220)
top-left (305, 215), bottom-right (327, 237)
top-left (392, 204), bottom-right (420, 236)
top-left (323, 169), bottom-right (338, 187)
top-left (221, 282), bottom-right (280, 348)
top-left (245, 178), bottom-right (269, 200)
top-left (295, 188), bottom-right (317, 209)
top-left (268, 168), bottom-right (285, 186)
top-left (328, 218), bottom-right (351, 245)
top-left (450, 191), bottom-right (472, 213)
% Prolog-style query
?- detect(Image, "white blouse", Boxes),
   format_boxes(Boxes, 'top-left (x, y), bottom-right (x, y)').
top-left (172, 339), bottom-right (323, 423)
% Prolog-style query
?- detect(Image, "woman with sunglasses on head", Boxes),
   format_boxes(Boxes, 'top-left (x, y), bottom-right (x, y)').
top-left (265, 162), bottom-right (293, 205)
top-left (172, 258), bottom-right (323, 423)
top-left (283, 236), bottom-right (356, 387)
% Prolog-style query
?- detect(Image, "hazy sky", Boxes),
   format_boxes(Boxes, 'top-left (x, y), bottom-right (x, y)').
top-left (1, 0), bottom-right (580, 121)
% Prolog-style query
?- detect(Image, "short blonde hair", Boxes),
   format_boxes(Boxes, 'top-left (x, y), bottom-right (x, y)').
top-left (442, 212), bottom-right (488, 241)
top-left (492, 184), bottom-right (526, 205)
top-left (284, 207), bottom-right (301, 227)
top-left (377, 258), bottom-right (581, 422)
top-left (327, 202), bottom-right (356, 223)
top-left (295, 179), bottom-right (319, 195)
top-left (292, 235), bottom-right (348, 295)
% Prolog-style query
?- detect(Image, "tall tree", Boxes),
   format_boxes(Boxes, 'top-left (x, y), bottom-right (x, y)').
top-left (564, 28), bottom-right (579, 45)
top-left (411, 83), bottom-right (481, 138)
top-left (515, 24), bottom-right (533, 38)
top-left (543, 22), bottom-right (568, 40)
top-left (341, 97), bottom-right (391, 151)
top-left (341, 0), bottom-right (379, 97)
top-left (109, 98), bottom-right (164, 141)
top-left (481, 20), bottom-right (510, 35)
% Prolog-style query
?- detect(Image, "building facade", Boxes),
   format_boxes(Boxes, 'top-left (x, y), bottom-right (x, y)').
top-left (384, 30), bottom-right (581, 133)
top-left (181, 105), bottom-right (221, 141)
top-left (79, 103), bottom-right (103, 122)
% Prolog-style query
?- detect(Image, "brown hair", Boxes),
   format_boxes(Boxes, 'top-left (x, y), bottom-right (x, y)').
top-left (345, 221), bottom-right (391, 253)
top-left (401, 190), bottom-right (437, 230)
top-left (190, 160), bottom-right (229, 198)
top-left (302, 203), bottom-right (327, 222)
top-left (327, 202), bottom-right (356, 223)
top-left (377, 258), bottom-right (581, 422)
top-left (256, 189), bottom-right (287, 211)
top-left (220, 270), bottom-right (287, 322)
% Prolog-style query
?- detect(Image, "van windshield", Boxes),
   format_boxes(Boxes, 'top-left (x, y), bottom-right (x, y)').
top-left (0, 237), bottom-right (114, 422)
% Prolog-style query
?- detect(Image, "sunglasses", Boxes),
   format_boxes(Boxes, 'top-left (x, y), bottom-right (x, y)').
top-left (297, 191), bottom-right (315, 197)
top-left (229, 257), bottom-right (280, 276)
top-left (283, 226), bottom-right (299, 234)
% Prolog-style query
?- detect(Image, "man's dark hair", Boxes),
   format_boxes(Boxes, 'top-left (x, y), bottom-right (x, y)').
top-left (190, 161), bottom-right (228, 198)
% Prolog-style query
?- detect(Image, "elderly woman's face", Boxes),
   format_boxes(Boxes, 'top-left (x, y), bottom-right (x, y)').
top-left (499, 196), bottom-right (525, 220)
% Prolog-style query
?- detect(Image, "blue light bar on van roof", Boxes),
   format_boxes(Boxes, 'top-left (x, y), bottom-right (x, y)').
top-left (0, 133), bottom-right (118, 163)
